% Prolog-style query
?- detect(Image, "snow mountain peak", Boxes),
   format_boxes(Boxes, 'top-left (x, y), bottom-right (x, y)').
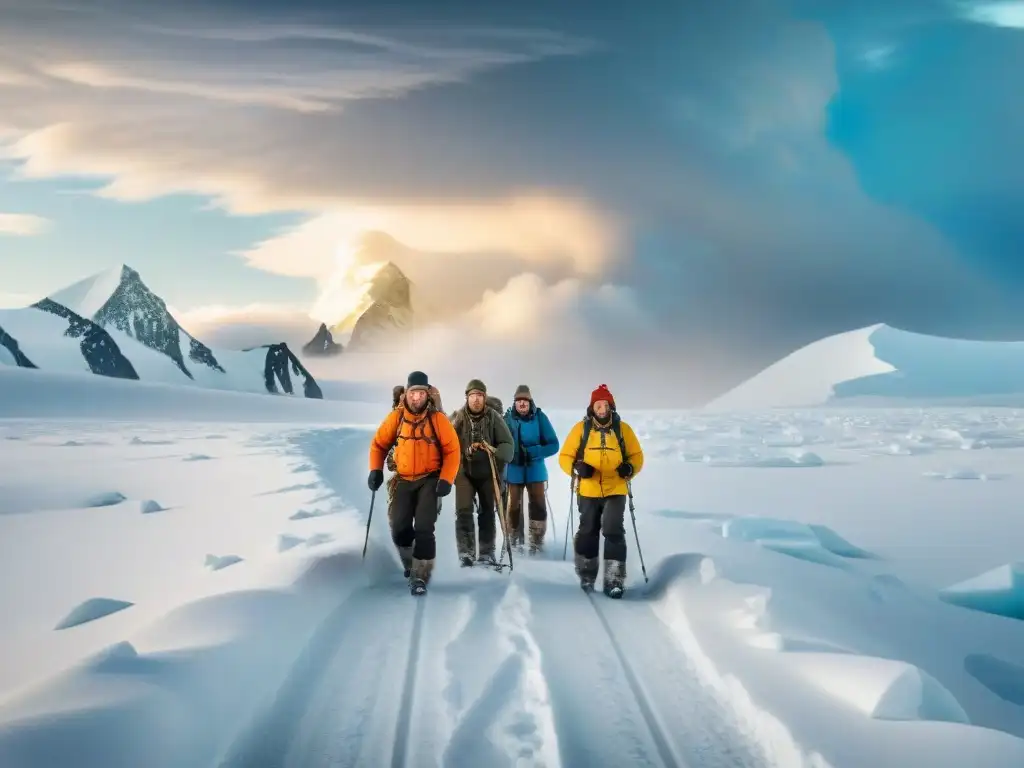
top-left (22, 263), bottom-right (323, 398)
top-left (309, 260), bottom-right (414, 354)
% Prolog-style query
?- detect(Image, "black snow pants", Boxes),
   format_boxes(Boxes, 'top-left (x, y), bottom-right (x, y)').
top-left (455, 471), bottom-right (497, 556)
top-left (391, 472), bottom-right (441, 561)
top-left (574, 494), bottom-right (627, 562)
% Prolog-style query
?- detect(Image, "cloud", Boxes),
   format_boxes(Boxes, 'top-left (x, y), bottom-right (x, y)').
top-left (0, 1), bottom-right (593, 213)
top-left (302, 272), bottom-right (683, 407)
top-left (168, 274), bottom-right (681, 405)
top-left (0, 212), bottom-right (48, 235)
top-left (173, 302), bottom-right (316, 350)
top-left (860, 44), bottom-right (897, 69)
top-left (239, 196), bottom-right (623, 326)
top-left (955, 1), bottom-right (1024, 28)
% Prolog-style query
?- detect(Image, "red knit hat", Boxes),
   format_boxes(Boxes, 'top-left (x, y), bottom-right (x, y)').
top-left (590, 383), bottom-right (615, 410)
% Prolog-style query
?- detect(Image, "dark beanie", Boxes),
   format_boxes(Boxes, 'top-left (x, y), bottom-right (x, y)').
top-left (465, 378), bottom-right (486, 395)
top-left (407, 370), bottom-right (429, 391)
top-left (513, 384), bottom-right (532, 401)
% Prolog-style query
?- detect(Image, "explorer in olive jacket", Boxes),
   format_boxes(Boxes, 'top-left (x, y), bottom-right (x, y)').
top-left (449, 378), bottom-right (514, 566)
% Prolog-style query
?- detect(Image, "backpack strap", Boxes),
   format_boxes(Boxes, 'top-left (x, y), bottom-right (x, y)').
top-left (574, 416), bottom-right (593, 464)
top-left (574, 413), bottom-right (628, 466)
top-left (536, 407), bottom-right (548, 446)
top-left (392, 405), bottom-right (444, 472)
top-left (611, 413), bottom-right (628, 464)
top-left (427, 411), bottom-right (443, 468)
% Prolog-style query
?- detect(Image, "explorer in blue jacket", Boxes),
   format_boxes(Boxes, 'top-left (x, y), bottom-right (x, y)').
top-left (504, 384), bottom-right (560, 554)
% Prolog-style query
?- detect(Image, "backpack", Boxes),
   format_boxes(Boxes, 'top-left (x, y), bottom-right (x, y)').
top-left (574, 412), bottom-right (628, 468)
top-left (391, 403), bottom-right (444, 469)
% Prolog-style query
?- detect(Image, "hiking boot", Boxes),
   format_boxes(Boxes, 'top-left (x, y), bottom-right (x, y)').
top-left (456, 521), bottom-right (476, 563)
top-left (527, 520), bottom-right (546, 555)
top-left (575, 553), bottom-right (599, 589)
top-left (396, 544), bottom-right (413, 578)
top-left (477, 550), bottom-right (497, 566)
top-left (603, 559), bottom-right (626, 599)
top-left (410, 557), bottom-right (434, 596)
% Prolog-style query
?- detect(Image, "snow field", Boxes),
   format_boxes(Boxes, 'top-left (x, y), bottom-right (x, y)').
top-left (0, 387), bottom-right (1023, 766)
top-left (0, 365), bottom-right (381, 423)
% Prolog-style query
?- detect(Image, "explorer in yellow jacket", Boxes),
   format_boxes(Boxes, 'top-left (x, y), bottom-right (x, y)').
top-left (558, 383), bottom-right (644, 597)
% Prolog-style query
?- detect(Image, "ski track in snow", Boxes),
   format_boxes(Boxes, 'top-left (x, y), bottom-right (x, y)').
top-left (218, 427), bottom-right (763, 768)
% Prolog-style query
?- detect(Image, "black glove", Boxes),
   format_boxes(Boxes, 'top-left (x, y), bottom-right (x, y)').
top-left (368, 469), bottom-right (384, 491)
top-left (616, 461), bottom-right (634, 479)
top-left (436, 479), bottom-right (452, 497)
top-left (574, 461), bottom-right (595, 478)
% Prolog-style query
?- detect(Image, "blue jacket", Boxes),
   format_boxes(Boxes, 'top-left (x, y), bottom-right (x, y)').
top-left (503, 405), bottom-right (560, 485)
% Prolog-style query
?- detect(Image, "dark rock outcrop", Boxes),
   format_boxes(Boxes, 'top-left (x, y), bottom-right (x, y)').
top-left (302, 323), bottom-right (343, 357)
top-left (258, 343), bottom-right (323, 399)
top-left (33, 299), bottom-right (139, 380)
top-left (0, 323), bottom-right (36, 368)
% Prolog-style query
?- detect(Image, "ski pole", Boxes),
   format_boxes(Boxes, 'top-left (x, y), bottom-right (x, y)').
top-left (626, 481), bottom-right (648, 582)
top-left (362, 488), bottom-right (377, 559)
top-left (544, 481), bottom-right (557, 542)
top-left (487, 449), bottom-right (514, 572)
top-left (563, 474), bottom-right (576, 561)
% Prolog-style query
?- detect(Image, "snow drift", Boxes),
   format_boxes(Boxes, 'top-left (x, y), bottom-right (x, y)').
top-left (707, 323), bottom-right (1024, 410)
top-left (0, 265), bottom-right (322, 399)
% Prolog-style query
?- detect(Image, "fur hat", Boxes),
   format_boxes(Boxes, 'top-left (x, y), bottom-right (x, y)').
top-left (513, 384), bottom-right (532, 402)
top-left (465, 378), bottom-right (487, 395)
top-left (406, 370), bottom-right (429, 392)
top-left (589, 383), bottom-right (615, 410)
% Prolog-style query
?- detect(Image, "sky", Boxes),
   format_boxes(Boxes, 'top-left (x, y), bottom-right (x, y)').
top-left (0, 0), bottom-right (1022, 405)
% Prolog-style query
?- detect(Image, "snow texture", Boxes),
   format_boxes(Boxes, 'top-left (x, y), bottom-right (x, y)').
top-left (1, 376), bottom-right (1024, 767)
top-left (708, 323), bottom-right (1024, 410)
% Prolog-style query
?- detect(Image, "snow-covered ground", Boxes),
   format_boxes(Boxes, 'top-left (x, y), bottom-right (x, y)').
top-left (1, 372), bottom-right (1023, 767)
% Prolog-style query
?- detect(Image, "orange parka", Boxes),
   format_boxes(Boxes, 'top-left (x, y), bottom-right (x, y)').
top-left (370, 403), bottom-right (461, 484)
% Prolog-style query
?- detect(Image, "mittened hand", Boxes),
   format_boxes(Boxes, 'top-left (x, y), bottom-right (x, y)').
top-left (368, 469), bottom-right (384, 491)
top-left (436, 479), bottom-right (453, 497)
top-left (616, 461), bottom-right (634, 479)
top-left (574, 461), bottom-right (595, 478)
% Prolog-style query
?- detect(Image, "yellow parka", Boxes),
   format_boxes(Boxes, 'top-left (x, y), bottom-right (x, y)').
top-left (558, 415), bottom-right (644, 498)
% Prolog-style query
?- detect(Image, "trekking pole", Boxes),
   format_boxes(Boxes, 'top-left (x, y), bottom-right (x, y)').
top-left (544, 480), bottom-right (557, 542)
top-left (362, 488), bottom-right (377, 559)
top-left (562, 474), bottom-right (576, 560)
top-left (626, 481), bottom-right (648, 582)
top-left (487, 449), bottom-right (514, 572)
